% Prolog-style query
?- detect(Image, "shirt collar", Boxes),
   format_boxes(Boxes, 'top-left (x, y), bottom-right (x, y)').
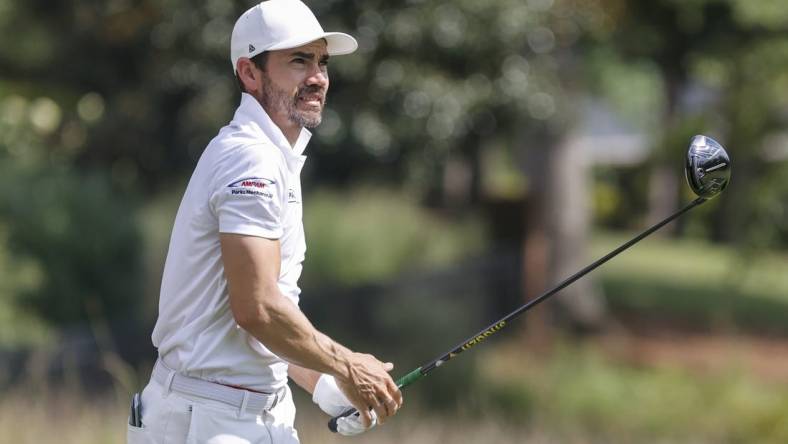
top-left (234, 92), bottom-right (310, 170)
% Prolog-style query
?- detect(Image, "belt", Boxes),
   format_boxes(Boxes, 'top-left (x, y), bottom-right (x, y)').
top-left (152, 359), bottom-right (284, 413)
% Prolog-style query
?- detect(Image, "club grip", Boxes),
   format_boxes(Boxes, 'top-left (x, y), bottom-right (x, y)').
top-left (328, 406), bottom-right (358, 432)
top-left (327, 367), bottom-right (421, 432)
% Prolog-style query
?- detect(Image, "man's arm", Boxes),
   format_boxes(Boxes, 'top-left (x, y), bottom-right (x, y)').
top-left (288, 363), bottom-right (320, 393)
top-left (220, 233), bottom-right (402, 425)
top-left (221, 233), bottom-right (352, 375)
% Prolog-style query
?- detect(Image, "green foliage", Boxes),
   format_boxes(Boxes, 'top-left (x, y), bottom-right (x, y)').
top-left (591, 231), bottom-right (788, 333)
top-left (0, 164), bottom-right (143, 326)
top-left (732, 0), bottom-right (788, 28)
top-left (482, 342), bottom-right (788, 443)
top-left (592, 0), bottom-right (788, 248)
top-left (309, 0), bottom-right (613, 193)
top-left (1, 0), bottom-right (787, 376)
top-left (0, 77), bottom-right (145, 335)
top-left (0, 224), bottom-right (51, 347)
top-left (585, 48), bottom-right (665, 131)
top-left (302, 187), bottom-right (485, 287)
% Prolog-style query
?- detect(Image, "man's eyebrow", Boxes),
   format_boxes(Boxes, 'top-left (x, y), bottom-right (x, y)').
top-left (290, 51), bottom-right (315, 60)
top-left (290, 51), bottom-right (330, 62)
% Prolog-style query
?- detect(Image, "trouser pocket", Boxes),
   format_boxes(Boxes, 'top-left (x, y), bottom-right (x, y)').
top-left (134, 381), bottom-right (194, 443)
top-left (127, 423), bottom-right (149, 444)
top-left (127, 391), bottom-right (150, 444)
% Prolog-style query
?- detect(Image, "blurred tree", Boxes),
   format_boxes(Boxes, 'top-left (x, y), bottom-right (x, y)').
top-left (309, 0), bottom-right (613, 331)
top-left (0, 0), bottom-right (616, 333)
top-left (0, 49), bottom-right (144, 332)
top-left (0, 165), bottom-right (143, 326)
top-left (0, 98), bottom-right (143, 330)
top-left (710, 1), bottom-right (788, 249)
top-left (589, 0), bottom-right (788, 249)
top-left (4, 0), bottom-right (788, 343)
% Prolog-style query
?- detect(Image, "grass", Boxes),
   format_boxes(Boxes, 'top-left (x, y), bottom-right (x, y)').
top-left (480, 339), bottom-right (788, 444)
top-left (590, 232), bottom-right (788, 334)
top-left (4, 338), bottom-right (788, 444)
top-left (0, 385), bottom-right (558, 444)
top-left (590, 232), bottom-right (788, 301)
top-left (0, 389), bottom-right (128, 444)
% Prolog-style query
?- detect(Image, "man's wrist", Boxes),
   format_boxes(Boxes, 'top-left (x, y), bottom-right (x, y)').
top-left (331, 349), bottom-right (354, 382)
top-left (317, 336), bottom-right (353, 381)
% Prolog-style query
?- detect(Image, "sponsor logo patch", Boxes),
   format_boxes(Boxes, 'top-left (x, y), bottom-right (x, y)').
top-left (227, 177), bottom-right (275, 198)
top-left (248, 44), bottom-right (256, 53)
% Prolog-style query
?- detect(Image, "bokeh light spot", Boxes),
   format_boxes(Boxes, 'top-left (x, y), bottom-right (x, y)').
top-left (77, 93), bottom-right (105, 123)
top-left (29, 97), bottom-right (62, 134)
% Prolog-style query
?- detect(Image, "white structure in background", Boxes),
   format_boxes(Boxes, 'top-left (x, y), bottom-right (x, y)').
top-left (567, 100), bottom-right (650, 167)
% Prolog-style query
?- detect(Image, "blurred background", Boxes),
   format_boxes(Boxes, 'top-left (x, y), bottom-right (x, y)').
top-left (2, 0), bottom-right (788, 442)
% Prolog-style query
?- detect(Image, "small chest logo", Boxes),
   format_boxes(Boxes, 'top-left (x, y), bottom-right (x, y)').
top-left (287, 188), bottom-right (300, 203)
top-left (227, 177), bottom-right (275, 198)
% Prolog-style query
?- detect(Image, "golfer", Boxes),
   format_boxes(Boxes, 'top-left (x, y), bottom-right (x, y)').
top-left (127, 1), bottom-right (402, 442)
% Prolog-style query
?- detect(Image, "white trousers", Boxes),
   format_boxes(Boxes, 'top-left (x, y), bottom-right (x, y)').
top-left (127, 377), bottom-right (299, 444)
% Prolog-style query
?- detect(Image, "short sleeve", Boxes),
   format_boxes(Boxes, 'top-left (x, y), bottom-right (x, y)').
top-left (210, 145), bottom-right (287, 239)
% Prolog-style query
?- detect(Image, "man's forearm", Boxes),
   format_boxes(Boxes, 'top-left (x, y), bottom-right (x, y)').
top-left (221, 233), bottom-right (354, 380)
top-left (237, 292), bottom-right (352, 381)
top-left (288, 363), bottom-right (322, 394)
top-left (220, 217), bottom-right (402, 428)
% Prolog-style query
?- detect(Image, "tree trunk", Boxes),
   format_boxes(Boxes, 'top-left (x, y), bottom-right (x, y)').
top-left (546, 134), bottom-right (606, 329)
top-left (521, 128), bottom-right (606, 342)
top-left (646, 69), bottom-right (683, 233)
top-left (646, 164), bottom-right (680, 229)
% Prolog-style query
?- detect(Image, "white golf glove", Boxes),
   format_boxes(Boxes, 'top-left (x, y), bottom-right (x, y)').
top-left (312, 373), bottom-right (377, 436)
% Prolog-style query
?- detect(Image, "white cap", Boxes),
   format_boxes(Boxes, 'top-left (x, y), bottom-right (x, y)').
top-left (230, 0), bottom-right (358, 73)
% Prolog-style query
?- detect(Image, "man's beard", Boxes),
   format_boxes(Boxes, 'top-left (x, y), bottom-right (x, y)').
top-left (260, 72), bottom-right (325, 128)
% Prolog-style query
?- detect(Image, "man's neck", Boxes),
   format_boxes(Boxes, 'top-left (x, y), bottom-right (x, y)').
top-left (259, 102), bottom-right (299, 148)
top-left (280, 125), bottom-right (300, 147)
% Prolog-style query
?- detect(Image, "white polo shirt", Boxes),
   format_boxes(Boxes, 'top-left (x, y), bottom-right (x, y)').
top-left (151, 93), bottom-right (308, 392)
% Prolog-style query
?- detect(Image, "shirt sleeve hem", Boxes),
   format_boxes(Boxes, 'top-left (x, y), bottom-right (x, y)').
top-left (219, 225), bottom-right (283, 240)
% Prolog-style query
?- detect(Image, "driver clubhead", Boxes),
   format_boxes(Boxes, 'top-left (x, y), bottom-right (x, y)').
top-left (686, 135), bottom-right (731, 199)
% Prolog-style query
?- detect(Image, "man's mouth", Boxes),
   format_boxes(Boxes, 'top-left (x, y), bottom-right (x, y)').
top-left (297, 93), bottom-right (323, 108)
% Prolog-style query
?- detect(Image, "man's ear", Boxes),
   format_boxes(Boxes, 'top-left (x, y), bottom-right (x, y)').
top-left (236, 58), bottom-right (259, 93)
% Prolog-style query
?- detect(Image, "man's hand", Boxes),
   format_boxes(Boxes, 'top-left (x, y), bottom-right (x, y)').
top-left (334, 353), bottom-right (403, 427)
top-left (312, 373), bottom-right (378, 436)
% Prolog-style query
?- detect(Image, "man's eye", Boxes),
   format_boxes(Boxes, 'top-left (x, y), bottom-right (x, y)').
top-left (319, 60), bottom-right (329, 67)
top-left (292, 58), bottom-right (305, 64)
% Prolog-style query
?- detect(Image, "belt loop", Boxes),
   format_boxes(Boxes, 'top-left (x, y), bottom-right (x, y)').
top-left (163, 370), bottom-right (176, 397)
top-left (238, 390), bottom-right (250, 418)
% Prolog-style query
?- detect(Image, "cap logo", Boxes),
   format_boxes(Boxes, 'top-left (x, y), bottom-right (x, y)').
top-left (248, 44), bottom-right (255, 53)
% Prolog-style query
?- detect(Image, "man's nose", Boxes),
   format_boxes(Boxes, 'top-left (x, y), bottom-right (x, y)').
top-left (305, 67), bottom-right (328, 87)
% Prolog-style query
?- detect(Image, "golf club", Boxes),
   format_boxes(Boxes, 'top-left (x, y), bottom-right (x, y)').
top-left (329, 134), bottom-right (731, 432)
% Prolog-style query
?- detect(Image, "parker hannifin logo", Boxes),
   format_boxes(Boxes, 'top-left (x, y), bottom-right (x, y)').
top-left (227, 177), bottom-right (274, 198)
top-left (287, 188), bottom-right (299, 203)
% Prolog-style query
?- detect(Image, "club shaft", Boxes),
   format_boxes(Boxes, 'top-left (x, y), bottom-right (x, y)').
top-left (328, 196), bottom-right (706, 431)
top-left (418, 196), bottom-right (707, 375)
